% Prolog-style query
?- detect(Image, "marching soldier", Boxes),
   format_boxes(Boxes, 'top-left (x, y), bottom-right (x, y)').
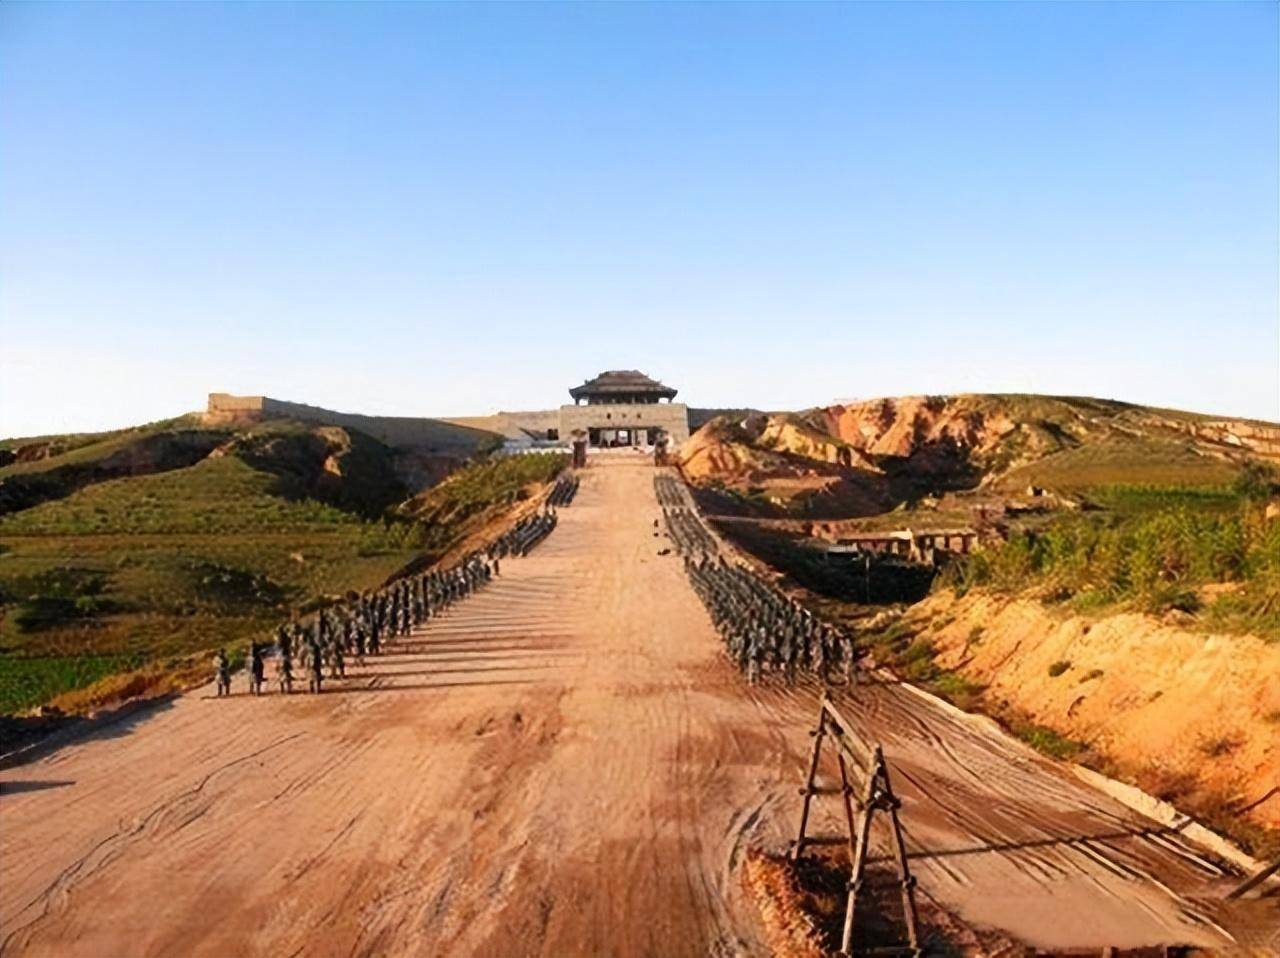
top-left (214, 648), bottom-right (231, 697)
top-left (279, 645), bottom-right (294, 694)
top-left (308, 637), bottom-right (323, 694)
top-left (247, 642), bottom-right (265, 695)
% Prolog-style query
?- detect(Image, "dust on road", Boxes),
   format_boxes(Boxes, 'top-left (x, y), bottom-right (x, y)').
top-left (0, 460), bottom-right (1260, 956)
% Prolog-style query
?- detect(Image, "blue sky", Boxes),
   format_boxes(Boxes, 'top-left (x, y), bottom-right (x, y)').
top-left (1, 2), bottom-right (1276, 437)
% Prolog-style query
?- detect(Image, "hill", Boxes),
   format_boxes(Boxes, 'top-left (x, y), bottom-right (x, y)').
top-left (0, 409), bottom-right (565, 721)
top-left (678, 394), bottom-right (1279, 519)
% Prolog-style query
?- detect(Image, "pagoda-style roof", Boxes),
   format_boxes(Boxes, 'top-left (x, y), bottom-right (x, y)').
top-left (569, 370), bottom-right (677, 403)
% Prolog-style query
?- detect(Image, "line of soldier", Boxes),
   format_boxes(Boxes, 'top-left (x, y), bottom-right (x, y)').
top-left (212, 497), bottom-right (572, 697)
top-left (653, 474), bottom-right (688, 509)
top-left (685, 553), bottom-right (860, 686)
top-left (546, 474), bottom-right (580, 507)
top-left (213, 552), bottom-right (497, 697)
top-left (662, 506), bottom-right (717, 555)
top-left (486, 506), bottom-right (559, 560)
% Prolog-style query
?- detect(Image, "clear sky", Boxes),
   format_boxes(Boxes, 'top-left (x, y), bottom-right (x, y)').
top-left (1, 2), bottom-right (1277, 438)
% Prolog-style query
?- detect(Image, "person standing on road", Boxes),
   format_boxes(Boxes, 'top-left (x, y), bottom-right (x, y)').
top-left (214, 648), bottom-right (231, 697)
top-left (308, 637), bottom-right (324, 694)
top-left (332, 636), bottom-right (345, 679)
top-left (278, 645), bottom-right (294, 694)
top-left (247, 642), bottom-right (265, 695)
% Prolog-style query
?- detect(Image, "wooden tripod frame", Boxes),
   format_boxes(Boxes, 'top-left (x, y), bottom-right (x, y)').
top-left (790, 696), bottom-right (922, 957)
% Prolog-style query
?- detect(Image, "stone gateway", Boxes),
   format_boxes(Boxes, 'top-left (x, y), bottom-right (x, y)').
top-left (559, 370), bottom-right (690, 449)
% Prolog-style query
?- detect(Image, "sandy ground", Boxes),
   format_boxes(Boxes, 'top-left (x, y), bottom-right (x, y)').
top-left (1, 459), bottom-right (1273, 957)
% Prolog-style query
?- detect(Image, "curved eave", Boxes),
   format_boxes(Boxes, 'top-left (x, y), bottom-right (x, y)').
top-left (568, 385), bottom-right (678, 402)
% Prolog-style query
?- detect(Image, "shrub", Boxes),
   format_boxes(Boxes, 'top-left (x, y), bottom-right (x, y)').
top-left (1014, 721), bottom-right (1083, 760)
top-left (900, 638), bottom-right (939, 681)
top-left (933, 670), bottom-right (982, 708)
top-left (1047, 660), bottom-right (1071, 677)
top-left (942, 493), bottom-right (1280, 639)
top-left (1199, 734), bottom-right (1241, 758)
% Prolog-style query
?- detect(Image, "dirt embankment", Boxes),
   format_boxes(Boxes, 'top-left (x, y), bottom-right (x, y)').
top-left (905, 591), bottom-right (1280, 838)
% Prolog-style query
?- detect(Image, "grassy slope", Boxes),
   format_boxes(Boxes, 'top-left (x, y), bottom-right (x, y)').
top-left (0, 431), bottom-right (568, 716)
top-left (0, 417), bottom-right (236, 514)
top-left (0, 452), bottom-right (418, 714)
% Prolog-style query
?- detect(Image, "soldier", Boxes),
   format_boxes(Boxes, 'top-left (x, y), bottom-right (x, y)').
top-left (813, 628), bottom-right (828, 683)
top-left (746, 633), bottom-right (762, 685)
top-left (782, 630), bottom-right (798, 686)
top-left (353, 610), bottom-right (367, 665)
top-left (308, 637), bottom-right (323, 694)
top-left (214, 648), bottom-right (231, 697)
top-left (278, 645), bottom-right (294, 694)
top-left (843, 635), bottom-right (858, 687)
top-left (247, 642), bottom-right (265, 695)
top-left (276, 622), bottom-right (292, 663)
top-left (332, 636), bottom-right (345, 679)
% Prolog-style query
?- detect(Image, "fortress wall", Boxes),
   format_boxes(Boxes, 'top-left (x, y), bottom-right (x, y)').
top-left (441, 410), bottom-right (560, 441)
top-left (207, 393), bottom-right (267, 414)
top-left (206, 394), bottom-right (502, 453)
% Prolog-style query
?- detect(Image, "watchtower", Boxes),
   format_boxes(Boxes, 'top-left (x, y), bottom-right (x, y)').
top-left (559, 370), bottom-right (690, 449)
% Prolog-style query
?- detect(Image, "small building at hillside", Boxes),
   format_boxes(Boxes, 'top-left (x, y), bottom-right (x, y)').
top-left (811, 528), bottom-right (980, 567)
top-left (560, 370), bottom-right (690, 448)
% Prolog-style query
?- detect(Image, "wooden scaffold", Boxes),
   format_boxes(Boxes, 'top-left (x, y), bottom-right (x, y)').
top-left (790, 694), bottom-right (922, 958)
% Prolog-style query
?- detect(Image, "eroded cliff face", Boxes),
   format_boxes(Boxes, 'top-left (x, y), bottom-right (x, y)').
top-left (676, 414), bottom-right (893, 517)
top-left (1181, 419), bottom-right (1280, 462)
top-left (680, 394), bottom-right (1280, 500)
top-left (906, 590), bottom-right (1280, 837)
top-left (810, 396), bottom-right (1023, 461)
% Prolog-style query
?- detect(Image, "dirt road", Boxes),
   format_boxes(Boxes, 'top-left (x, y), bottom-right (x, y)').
top-left (0, 459), bottom-right (1267, 956)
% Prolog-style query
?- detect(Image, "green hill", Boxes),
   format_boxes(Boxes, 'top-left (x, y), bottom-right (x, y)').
top-left (0, 411), bottom-right (565, 720)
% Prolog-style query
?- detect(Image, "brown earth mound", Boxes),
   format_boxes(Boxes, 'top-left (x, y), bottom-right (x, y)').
top-left (906, 590), bottom-right (1280, 843)
top-left (680, 395), bottom-right (1279, 515)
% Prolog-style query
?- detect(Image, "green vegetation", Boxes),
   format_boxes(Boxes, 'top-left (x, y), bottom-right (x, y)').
top-left (860, 618), bottom-right (985, 709)
top-left (998, 440), bottom-right (1239, 494)
top-left (1047, 660), bottom-right (1071, 677)
top-left (0, 420), bottom-right (232, 514)
top-left (0, 652), bottom-right (149, 715)
top-left (931, 670), bottom-right (983, 710)
top-left (941, 482), bottom-right (1280, 641)
top-left (403, 452), bottom-right (567, 549)
top-left (1011, 720), bottom-right (1085, 761)
top-left (0, 448), bottom-right (422, 713)
top-left (0, 433), bottom-right (566, 715)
